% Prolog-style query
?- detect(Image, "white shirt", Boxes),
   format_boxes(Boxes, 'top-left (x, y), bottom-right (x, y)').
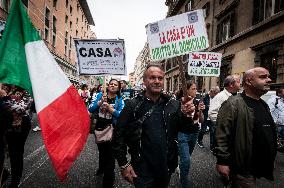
top-left (267, 96), bottom-right (284, 125)
top-left (208, 88), bottom-right (232, 122)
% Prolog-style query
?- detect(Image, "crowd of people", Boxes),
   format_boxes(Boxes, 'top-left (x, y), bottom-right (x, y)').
top-left (1, 64), bottom-right (283, 188)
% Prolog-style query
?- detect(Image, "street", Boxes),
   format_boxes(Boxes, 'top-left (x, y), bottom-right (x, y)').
top-left (11, 118), bottom-right (284, 188)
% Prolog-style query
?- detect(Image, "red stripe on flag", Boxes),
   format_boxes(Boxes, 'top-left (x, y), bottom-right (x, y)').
top-left (37, 85), bottom-right (90, 181)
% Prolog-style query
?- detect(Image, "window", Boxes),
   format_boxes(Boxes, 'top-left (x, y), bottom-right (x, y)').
top-left (166, 61), bottom-right (172, 71)
top-left (77, 3), bottom-right (79, 12)
top-left (76, 18), bottom-right (78, 24)
top-left (70, 21), bottom-right (72, 31)
top-left (70, 6), bottom-right (73, 15)
top-left (65, 32), bottom-right (68, 55)
top-left (66, 0), bottom-right (68, 8)
top-left (52, 16), bottom-right (57, 46)
top-left (65, 32), bottom-right (68, 45)
top-left (52, 34), bottom-right (56, 46)
top-left (69, 36), bottom-right (72, 48)
top-left (53, 0), bottom-right (57, 8)
top-left (202, 2), bottom-right (210, 18)
top-left (53, 16), bottom-right (57, 33)
top-left (45, 7), bottom-right (50, 28)
top-left (76, 30), bottom-right (78, 37)
top-left (65, 15), bottom-right (68, 28)
top-left (253, 0), bottom-right (284, 24)
top-left (1, 0), bottom-right (9, 11)
top-left (260, 52), bottom-right (278, 83)
top-left (185, 0), bottom-right (194, 12)
top-left (22, 0), bottom-right (28, 8)
top-left (216, 11), bottom-right (235, 44)
top-left (44, 28), bottom-right (49, 41)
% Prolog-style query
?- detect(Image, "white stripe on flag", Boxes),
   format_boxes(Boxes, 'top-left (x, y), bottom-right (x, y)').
top-left (25, 40), bottom-right (71, 112)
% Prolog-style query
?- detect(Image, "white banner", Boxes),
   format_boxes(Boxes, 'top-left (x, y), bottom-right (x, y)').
top-left (74, 39), bottom-right (126, 75)
top-left (188, 52), bottom-right (222, 77)
top-left (146, 9), bottom-right (209, 61)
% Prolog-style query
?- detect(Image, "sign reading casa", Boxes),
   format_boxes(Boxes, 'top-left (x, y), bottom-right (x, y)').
top-left (146, 9), bottom-right (209, 61)
top-left (74, 39), bottom-right (126, 75)
top-left (188, 52), bottom-right (222, 77)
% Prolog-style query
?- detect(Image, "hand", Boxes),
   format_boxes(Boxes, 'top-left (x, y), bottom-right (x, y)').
top-left (105, 103), bottom-right (115, 113)
top-left (121, 165), bottom-right (137, 184)
top-left (181, 97), bottom-right (195, 117)
top-left (198, 102), bottom-right (205, 111)
top-left (102, 95), bottom-right (107, 102)
top-left (216, 164), bottom-right (230, 179)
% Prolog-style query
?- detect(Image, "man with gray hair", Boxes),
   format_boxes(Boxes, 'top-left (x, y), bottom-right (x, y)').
top-left (208, 74), bottom-right (241, 124)
top-left (215, 67), bottom-right (277, 187)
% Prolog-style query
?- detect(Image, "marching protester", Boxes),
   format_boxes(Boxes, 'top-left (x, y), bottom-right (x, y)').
top-left (112, 63), bottom-right (196, 188)
top-left (197, 86), bottom-right (220, 151)
top-left (267, 87), bottom-right (284, 151)
top-left (89, 84), bottom-right (103, 103)
top-left (78, 84), bottom-right (91, 107)
top-left (214, 67), bottom-right (277, 187)
top-left (88, 79), bottom-right (125, 188)
top-left (208, 74), bottom-right (241, 124)
top-left (0, 85), bottom-right (33, 188)
top-left (120, 80), bottom-right (133, 103)
top-left (176, 80), bottom-right (205, 188)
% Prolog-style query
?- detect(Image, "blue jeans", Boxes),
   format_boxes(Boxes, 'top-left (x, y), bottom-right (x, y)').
top-left (198, 120), bottom-right (215, 149)
top-left (178, 131), bottom-right (199, 188)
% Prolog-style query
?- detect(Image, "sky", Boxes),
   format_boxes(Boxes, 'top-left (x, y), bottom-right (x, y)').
top-left (86, 0), bottom-right (168, 78)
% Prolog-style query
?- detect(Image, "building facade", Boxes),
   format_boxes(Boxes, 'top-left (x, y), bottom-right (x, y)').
top-left (163, 0), bottom-right (284, 92)
top-left (0, 0), bottom-right (98, 87)
top-left (133, 42), bottom-right (151, 87)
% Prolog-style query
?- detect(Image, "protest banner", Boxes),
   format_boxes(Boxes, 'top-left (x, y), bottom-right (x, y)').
top-left (74, 39), bottom-right (126, 75)
top-left (146, 9), bottom-right (209, 61)
top-left (188, 52), bottom-right (222, 77)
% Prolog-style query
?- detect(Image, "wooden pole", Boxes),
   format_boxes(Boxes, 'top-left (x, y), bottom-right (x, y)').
top-left (176, 56), bottom-right (191, 102)
top-left (103, 76), bottom-right (107, 97)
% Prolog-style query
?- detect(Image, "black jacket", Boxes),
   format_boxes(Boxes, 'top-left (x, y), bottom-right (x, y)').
top-left (112, 92), bottom-right (193, 173)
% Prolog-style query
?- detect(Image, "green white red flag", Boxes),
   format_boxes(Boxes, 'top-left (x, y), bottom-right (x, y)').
top-left (0, 0), bottom-right (90, 180)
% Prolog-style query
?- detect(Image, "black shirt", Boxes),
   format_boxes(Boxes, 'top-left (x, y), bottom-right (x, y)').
top-left (243, 94), bottom-right (277, 180)
top-left (96, 97), bottom-right (116, 130)
top-left (136, 97), bottom-right (168, 177)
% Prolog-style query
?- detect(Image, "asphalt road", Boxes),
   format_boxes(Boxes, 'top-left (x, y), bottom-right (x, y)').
top-left (6, 116), bottom-right (284, 188)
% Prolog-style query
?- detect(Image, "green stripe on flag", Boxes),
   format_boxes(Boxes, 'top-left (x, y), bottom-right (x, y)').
top-left (0, 0), bottom-right (41, 95)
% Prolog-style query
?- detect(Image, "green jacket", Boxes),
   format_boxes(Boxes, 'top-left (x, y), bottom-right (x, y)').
top-left (215, 93), bottom-right (276, 175)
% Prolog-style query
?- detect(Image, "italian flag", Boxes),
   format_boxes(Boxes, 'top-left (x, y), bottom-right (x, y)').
top-left (0, 0), bottom-right (90, 181)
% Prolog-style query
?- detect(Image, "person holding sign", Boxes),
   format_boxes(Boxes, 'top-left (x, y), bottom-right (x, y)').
top-left (88, 79), bottom-right (125, 188)
top-left (176, 80), bottom-right (205, 188)
top-left (112, 63), bottom-right (196, 188)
